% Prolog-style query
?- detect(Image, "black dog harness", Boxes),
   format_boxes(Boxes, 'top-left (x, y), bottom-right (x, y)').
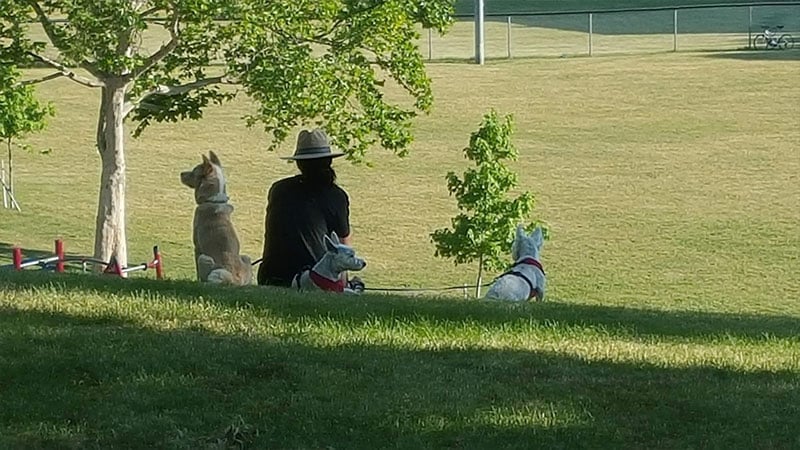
top-left (499, 257), bottom-right (545, 301)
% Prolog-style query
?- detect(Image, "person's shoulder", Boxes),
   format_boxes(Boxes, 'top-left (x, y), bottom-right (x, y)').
top-left (270, 175), bottom-right (302, 194)
top-left (330, 184), bottom-right (349, 201)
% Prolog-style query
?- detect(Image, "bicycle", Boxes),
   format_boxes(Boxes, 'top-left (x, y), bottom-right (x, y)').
top-left (752, 25), bottom-right (794, 50)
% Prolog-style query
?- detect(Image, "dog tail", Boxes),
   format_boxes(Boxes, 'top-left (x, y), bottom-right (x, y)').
top-left (198, 254), bottom-right (234, 284)
top-left (207, 268), bottom-right (235, 284)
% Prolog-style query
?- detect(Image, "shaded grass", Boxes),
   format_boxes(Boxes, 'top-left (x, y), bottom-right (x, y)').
top-left (1, 271), bottom-right (799, 448)
top-left (422, 7), bottom-right (800, 60)
top-left (454, 0), bottom-right (794, 15)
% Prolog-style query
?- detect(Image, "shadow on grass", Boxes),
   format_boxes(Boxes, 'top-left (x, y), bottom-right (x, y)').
top-left (2, 270), bottom-right (799, 344)
top-left (0, 306), bottom-right (798, 448)
top-left (453, 1), bottom-right (800, 35)
top-left (703, 49), bottom-right (800, 60)
top-left (0, 241), bottom-right (108, 272)
top-left (0, 242), bottom-right (59, 266)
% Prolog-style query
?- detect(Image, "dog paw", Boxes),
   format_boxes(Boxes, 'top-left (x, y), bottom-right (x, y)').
top-left (347, 277), bottom-right (365, 294)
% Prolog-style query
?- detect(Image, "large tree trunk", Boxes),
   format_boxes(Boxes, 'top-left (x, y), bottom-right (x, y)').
top-left (94, 78), bottom-right (129, 271)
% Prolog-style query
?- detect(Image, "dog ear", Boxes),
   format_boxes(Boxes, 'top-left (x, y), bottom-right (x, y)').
top-left (531, 227), bottom-right (544, 247)
top-left (201, 155), bottom-right (214, 175)
top-left (324, 234), bottom-right (338, 253)
top-left (515, 224), bottom-right (526, 242)
top-left (208, 151), bottom-right (221, 166)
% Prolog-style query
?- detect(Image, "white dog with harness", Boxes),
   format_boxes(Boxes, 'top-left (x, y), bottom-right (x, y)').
top-left (292, 231), bottom-right (366, 293)
top-left (485, 225), bottom-right (546, 302)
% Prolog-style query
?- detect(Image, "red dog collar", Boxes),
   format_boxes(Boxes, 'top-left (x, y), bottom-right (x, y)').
top-left (515, 257), bottom-right (544, 275)
top-left (309, 270), bottom-right (346, 293)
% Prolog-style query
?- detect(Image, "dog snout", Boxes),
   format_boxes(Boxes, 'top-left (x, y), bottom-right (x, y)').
top-left (359, 259), bottom-right (366, 269)
top-left (180, 171), bottom-right (196, 188)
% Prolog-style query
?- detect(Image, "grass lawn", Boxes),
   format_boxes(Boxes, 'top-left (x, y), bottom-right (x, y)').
top-left (1, 11), bottom-right (799, 448)
top-left (2, 271), bottom-right (799, 448)
top-left (3, 51), bottom-right (798, 312)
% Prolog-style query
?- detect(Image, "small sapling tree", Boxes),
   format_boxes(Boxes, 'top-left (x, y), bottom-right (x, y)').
top-left (0, 65), bottom-right (54, 211)
top-left (431, 110), bottom-right (542, 297)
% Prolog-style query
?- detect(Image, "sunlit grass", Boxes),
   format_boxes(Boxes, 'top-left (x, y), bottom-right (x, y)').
top-left (4, 51), bottom-right (798, 313)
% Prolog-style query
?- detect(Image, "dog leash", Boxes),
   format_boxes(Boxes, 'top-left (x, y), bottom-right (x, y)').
top-left (249, 260), bottom-right (527, 294)
top-left (362, 281), bottom-right (495, 293)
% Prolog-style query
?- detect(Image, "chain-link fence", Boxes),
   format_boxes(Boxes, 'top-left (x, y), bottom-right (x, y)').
top-left (420, 3), bottom-right (800, 60)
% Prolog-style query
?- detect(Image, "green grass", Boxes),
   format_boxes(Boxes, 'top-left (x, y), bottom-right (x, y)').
top-left (1, 16), bottom-right (800, 448)
top-left (2, 271), bottom-right (799, 448)
top-left (3, 52), bottom-right (798, 313)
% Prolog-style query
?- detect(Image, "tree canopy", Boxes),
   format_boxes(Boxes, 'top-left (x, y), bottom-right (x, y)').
top-left (1, 0), bottom-right (454, 266)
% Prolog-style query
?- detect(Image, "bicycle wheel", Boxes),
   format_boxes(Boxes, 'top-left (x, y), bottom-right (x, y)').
top-left (778, 34), bottom-right (794, 50)
top-left (752, 34), bottom-right (767, 50)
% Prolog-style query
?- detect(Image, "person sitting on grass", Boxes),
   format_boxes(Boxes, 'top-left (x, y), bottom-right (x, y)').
top-left (257, 128), bottom-right (363, 291)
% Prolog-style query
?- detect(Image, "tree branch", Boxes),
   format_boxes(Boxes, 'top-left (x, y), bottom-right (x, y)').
top-left (28, 0), bottom-right (103, 78)
top-left (312, 1), bottom-right (386, 41)
top-left (26, 52), bottom-right (105, 88)
top-left (122, 76), bottom-right (236, 117)
top-left (16, 72), bottom-right (64, 86)
top-left (28, 1), bottom-right (63, 49)
top-left (128, 11), bottom-right (180, 80)
top-left (139, 6), bottom-right (163, 17)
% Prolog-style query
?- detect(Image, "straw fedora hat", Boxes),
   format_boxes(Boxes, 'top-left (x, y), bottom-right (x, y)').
top-left (281, 129), bottom-right (345, 160)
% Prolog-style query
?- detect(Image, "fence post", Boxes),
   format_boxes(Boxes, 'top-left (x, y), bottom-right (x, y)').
top-left (506, 16), bottom-right (512, 58)
top-left (153, 245), bottom-right (164, 280)
top-left (12, 247), bottom-right (22, 270)
top-left (55, 239), bottom-right (64, 273)
top-left (673, 9), bottom-right (678, 52)
top-left (748, 6), bottom-right (753, 49)
top-left (428, 28), bottom-right (432, 61)
top-left (588, 13), bottom-right (593, 56)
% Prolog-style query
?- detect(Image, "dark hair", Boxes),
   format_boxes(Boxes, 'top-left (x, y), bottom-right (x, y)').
top-left (297, 157), bottom-right (337, 187)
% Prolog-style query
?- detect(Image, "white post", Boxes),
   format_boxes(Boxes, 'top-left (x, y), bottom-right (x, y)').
top-left (428, 28), bottom-right (433, 61)
top-left (6, 139), bottom-right (12, 204)
top-left (673, 9), bottom-right (678, 52)
top-left (474, 0), bottom-right (485, 65)
top-left (506, 16), bottom-right (512, 58)
top-left (588, 13), bottom-right (593, 56)
top-left (0, 163), bottom-right (21, 211)
top-left (1, 160), bottom-right (7, 209)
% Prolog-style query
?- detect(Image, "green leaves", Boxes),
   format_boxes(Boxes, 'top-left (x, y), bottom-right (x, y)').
top-left (3, 0), bottom-right (454, 161)
top-left (0, 65), bottom-right (54, 144)
top-left (431, 110), bottom-right (540, 273)
top-left (126, 0), bottom-right (455, 161)
top-left (221, 0), bottom-right (454, 162)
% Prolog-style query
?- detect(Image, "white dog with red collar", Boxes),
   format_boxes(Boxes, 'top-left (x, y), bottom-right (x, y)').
top-left (292, 231), bottom-right (367, 294)
top-left (485, 225), bottom-right (547, 302)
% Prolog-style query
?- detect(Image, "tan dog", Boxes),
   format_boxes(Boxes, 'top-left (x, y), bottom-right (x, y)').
top-left (180, 151), bottom-right (252, 285)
